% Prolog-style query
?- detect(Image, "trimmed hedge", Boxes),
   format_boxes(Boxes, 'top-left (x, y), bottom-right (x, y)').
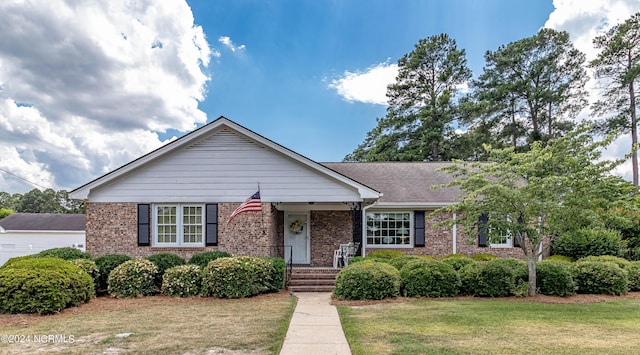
top-left (440, 254), bottom-right (475, 271)
top-left (108, 259), bottom-right (158, 298)
top-left (70, 258), bottom-right (100, 292)
top-left (161, 264), bottom-right (202, 297)
top-left (367, 250), bottom-right (405, 259)
top-left (334, 261), bottom-right (400, 300)
top-left (94, 254), bottom-right (131, 292)
top-left (0, 257), bottom-right (94, 314)
top-left (145, 253), bottom-right (186, 288)
top-left (265, 257), bottom-right (286, 292)
top-left (473, 260), bottom-right (516, 297)
top-left (201, 257), bottom-right (272, 298)
top-left (536, 260), bottom-right (575, 296)
top-left (552, 228), bottom-right (623, 260)
top-left (37, 247), bottom-right (92, 260)
top-left (577, 255), bottom-right (631, 269)
top-left (188, 251), bottom-right (232, 268)
top-left (388, 255), bottom-right (431, 271)
top-left (573, 261), bottom-right (627, 295)
top-left (400, 261), bottom-right (460, 298)
top-left (627, 261), bottom-right (640, 291)
top-left (491, 258), bottom-right (528, 285)
top-left (471, 253), bottom-right (498, 261)
top-left (545, 255), bottom-right (574, 262)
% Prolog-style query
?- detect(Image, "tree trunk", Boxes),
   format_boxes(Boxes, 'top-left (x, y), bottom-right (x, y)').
top-left (527, 256), bottom-right (537, 297)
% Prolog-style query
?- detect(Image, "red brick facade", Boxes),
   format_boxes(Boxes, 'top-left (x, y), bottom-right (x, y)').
top-left (86, 204), bottom-right (537, 263)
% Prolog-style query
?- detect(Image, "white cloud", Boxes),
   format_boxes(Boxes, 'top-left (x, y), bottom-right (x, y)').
top-left (218, 36), bottom-right (246, 53)
top-left (328, 62), bottom-right (399, 105)
top-left (544, 0), bottom-right (640, 181)
top-left (0, 0), bottom-right (212, 192)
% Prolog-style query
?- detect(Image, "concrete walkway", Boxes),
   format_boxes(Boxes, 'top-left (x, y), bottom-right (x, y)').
top-left (279, 292), bottom-right (351, 355)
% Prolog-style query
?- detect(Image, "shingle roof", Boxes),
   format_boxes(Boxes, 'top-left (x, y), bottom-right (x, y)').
top-left (0, 213), bottom-right (85, 231)
top-left (322, 162), bottom-right (463, 205)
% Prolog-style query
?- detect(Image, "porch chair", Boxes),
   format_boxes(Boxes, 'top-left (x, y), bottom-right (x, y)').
top-left (342, 242), bottom-right (361, 267)
top-left (333, 243), bottom-right (349, 269)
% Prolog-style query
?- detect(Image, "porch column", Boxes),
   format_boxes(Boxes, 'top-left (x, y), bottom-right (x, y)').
top-left (350, 203), bottom-right (362, 256)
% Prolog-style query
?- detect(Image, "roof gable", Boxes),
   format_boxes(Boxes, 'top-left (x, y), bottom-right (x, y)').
top-left (71, 117), bottom-right (380, 202)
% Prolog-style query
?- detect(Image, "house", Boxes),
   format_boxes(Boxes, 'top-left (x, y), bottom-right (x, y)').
top-left (0, 213), bottom-right (86, 265)
top-left (69, 117), bottom-right (526, 266)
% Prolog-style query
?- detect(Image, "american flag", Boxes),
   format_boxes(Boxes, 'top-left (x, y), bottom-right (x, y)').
top-left (226, 191), bottom-right (262, 224)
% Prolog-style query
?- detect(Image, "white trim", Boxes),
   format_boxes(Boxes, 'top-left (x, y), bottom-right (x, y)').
top-left (365, 210), bottom-right (414, 249)
top-left (373, 202), bottom-right (452, 209)
top-left (152, 203), bottom-right (205, 247)
top-left (452, 212), bottom-right (457, 254)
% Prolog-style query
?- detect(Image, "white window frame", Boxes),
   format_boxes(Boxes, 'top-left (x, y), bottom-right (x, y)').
top-left (365, 211), bottom-right (413, 248)
top-left (153, 204), bottom-right (205, 247)
top-left (490, 217), bottom-right (513, 248)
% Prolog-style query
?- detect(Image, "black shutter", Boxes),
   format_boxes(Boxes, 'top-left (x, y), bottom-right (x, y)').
top-left (205, 204), bottom-right (218, 246)
top-left (137, 204), bottom-right (150, 246)
top-left (514, 216), bottom-right (523, 248)
top-left (414, 211), bottom-right (425, 247)
top-left (478, 214), bottom-right (489, 247)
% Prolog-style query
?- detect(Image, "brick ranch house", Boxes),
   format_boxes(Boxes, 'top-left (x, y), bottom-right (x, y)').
top-left (70, 116), bottom-right (530, 266)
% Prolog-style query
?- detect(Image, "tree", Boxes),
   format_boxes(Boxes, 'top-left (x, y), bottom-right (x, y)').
top-left (469, 29), bottom-right (587, 150)
top-left (345, 34), bottom-right (472, 162)
top-left (590, 12), bottom-right (640, 185)
top-left (0, 192), bottom-right (21, 211)
top-left (13, 188), bottom-right (85, 214)
top-left (435, 124), bottom-right (636, 296)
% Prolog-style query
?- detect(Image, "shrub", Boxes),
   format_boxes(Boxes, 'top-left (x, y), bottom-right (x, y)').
top-left (545, 255), bottom-right (574, 262)
top-left (265, 257), bottom-right (286, 292)
top-left (94, 254), bottom-right (131, 292)
top-left (1, 255), bottom-right (36, 268)
top-left (161, 265), bottom-right (202, 297)
top-left (536, 260), bottom-right (576, 296)
top-left (108, 259), bottom-right (158, 298)
top-left (471, 253), bottom-right (498, 261)
top-left (400, 261), bottom-right (460, 298)
top-left (367, 250), bottom-right (405, 259)
top-left (334, 261), bottom-right (400, 300)
top-left (491, 258), bottom-right (528, 285)
top-left (188, 251), bottom-right (232, 268)
top-left (552, 228), bottom-right (623, 260)
top-left (474, 260), bottom-right (516, 297)
top-left (37, 247), bottom-right (92, 260)
top-left (387, 255), bottom-right (435, 270)
top-left (627, 261), bottom-right (640, 291)
top-left (458, 262), bottom-right (481, 296)
top-left (577, 255), bottom-right (632, 269)
top-left (440, 254), bottom-right (475, 271)
top-left (201, 257), bottom-right (272, 298)
top-left (573, 261), bottom-right (627, 295)
top-left (0, 257), bottom-right (94, 314)
top-left (70, 258), bottom-right (100, 291)
top-left (145, 253), bottom-right (186, 288)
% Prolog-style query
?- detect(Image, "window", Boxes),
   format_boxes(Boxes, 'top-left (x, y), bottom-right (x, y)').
top-left (153, 204), bottom-right (204, 246)
top-left (366, 212), bottom-right (412, 247)
top-left (489, 216), bottom-right (513, 248)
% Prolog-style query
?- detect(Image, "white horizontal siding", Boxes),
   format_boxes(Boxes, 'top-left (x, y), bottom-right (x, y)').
top-left (90, 128), bottom-right (362, 203)
top-left (0, 232), bottom-right (86, 266)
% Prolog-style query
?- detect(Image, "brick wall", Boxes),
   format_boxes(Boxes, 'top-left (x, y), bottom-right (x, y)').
top-left (86, 202), bottom-right (277, 261)
top-left (310, 210), bottom-right (352, 267)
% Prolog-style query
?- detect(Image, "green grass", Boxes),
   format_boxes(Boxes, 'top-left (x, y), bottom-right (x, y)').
top-left (0, 294), bottom-right (297, 354)
top-left (338, 299), bottom-right (640, 354)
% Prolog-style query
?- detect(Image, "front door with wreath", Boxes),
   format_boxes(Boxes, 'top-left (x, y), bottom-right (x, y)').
top-left (284, 213), bottom-right (310, 264)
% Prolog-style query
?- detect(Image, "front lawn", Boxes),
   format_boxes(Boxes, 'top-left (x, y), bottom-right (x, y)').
top-left (337, 296), bottom-right (640, 354)
top-left (0, 292), bottom-right (296, 354)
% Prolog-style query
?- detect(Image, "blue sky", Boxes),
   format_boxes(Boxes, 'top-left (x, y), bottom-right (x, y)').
top-left (0, 0), bottom-right (638, 193)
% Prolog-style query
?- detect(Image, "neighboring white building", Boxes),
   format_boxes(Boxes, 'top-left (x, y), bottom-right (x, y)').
top-left (0, 213), bottom-right (86, 265)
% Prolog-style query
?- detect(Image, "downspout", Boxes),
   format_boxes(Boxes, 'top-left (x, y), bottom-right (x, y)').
top-left (452, 212), bottom-right (457, 254)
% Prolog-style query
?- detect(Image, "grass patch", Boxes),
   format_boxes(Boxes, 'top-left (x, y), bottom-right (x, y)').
top-left (0, 293), bottom-right (296, 354)
top-left (338, 299), bottom-right (640, 354)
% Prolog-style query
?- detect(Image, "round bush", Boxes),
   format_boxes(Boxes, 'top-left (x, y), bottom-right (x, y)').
top-left (491, 258), bottom-right (528, 286)
top-left (367, 249), bottom-right (405, 259)
top-left (70, 258), bottom-right (100, 291)
top-left (400, 261), bottom-right (460, 298)
top-left (94, 254), bottom-right (131, 292)
top-left (388, 255), bottom-right (435, 271)
top-left (441, 254), bottom-right (475, 271)
top-left (536, 260), bottom-right (575, 296)
top-left (626, 261), bottom-right (640, 291)
top-left (474, 260), bottom-right (516, 297)
top-left (334, 261), bottom-right (400, 300)
top-left (471, 253), bottom-right (498, 261)
top-left (458, 262), bottom-right (481, 296)
top-left (161, 264), bottom-right (202, 297)
top-left (188, 251), bottom-right (232, 268)
top-left (545, 255), bottom-right (574, 262)
top-left (265, 257), bottom-right (286, 292)
top-left (577, 255), bottom-right (631, 269)
top-left (552, 228), bottom-right (623, 260)
top-left (37, 247), bottom-right (92, 260)
top-left (0, 257), bottom-right (94, 314)
top-left (108, 259), bottom-right (158, 298)
top-left (201, 257), bottom-right (272, 298)
top-left (574, 261), bottom-right (628, 295)
top-left (145, 253), bottom-right (186, 288)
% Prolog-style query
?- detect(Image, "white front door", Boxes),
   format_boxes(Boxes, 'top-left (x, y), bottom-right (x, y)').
top-left (284, 213), bottom-right (310, 264)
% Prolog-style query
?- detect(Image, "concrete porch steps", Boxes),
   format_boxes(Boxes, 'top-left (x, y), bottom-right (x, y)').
top-left (288, 267), bottom-right (341, 293)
